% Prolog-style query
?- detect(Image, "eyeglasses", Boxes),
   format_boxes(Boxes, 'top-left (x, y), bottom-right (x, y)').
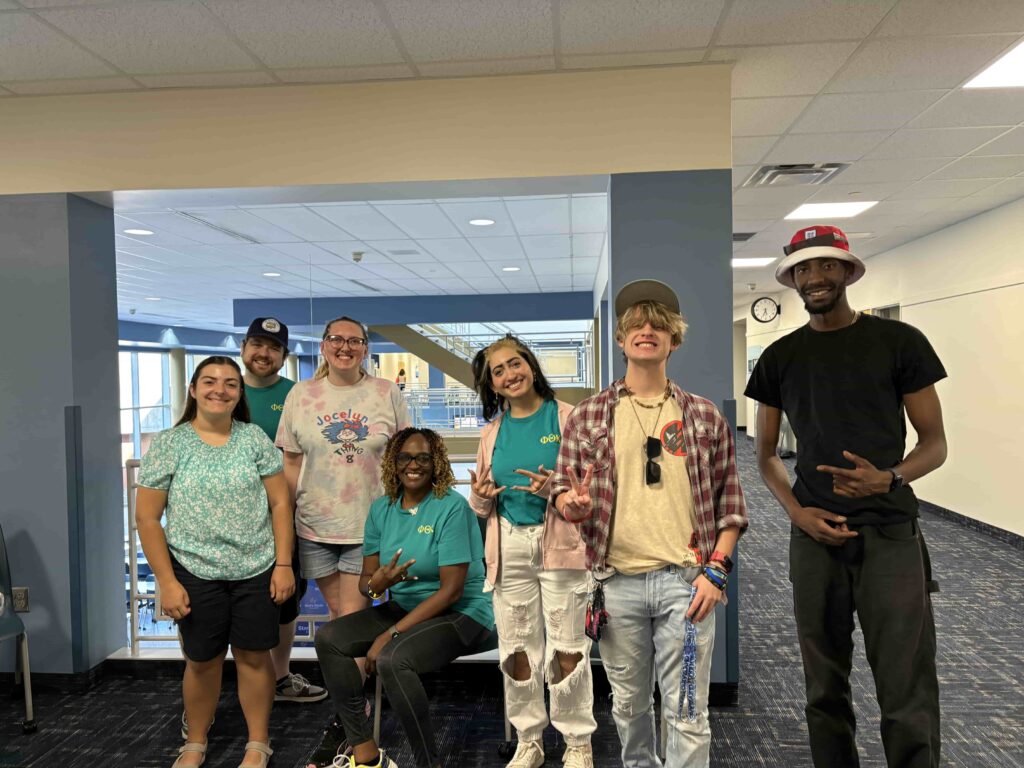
top-left (396, 452), bottom-right (433, 468)
top-left (323, 335), bottom-right (367, 350)
top-left (644, 436), bottom-right (662, 486)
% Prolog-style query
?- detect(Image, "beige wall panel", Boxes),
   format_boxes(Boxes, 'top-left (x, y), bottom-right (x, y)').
top-left (0, 65), bottom-right (731, 195)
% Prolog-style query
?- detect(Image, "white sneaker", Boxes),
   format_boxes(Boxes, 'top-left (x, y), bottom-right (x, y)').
top-left (506, 740), bottom-right (544, 768)
top-left (562, 744), bottom-right (593, 768)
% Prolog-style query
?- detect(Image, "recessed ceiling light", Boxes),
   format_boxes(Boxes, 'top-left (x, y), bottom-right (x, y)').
top-left (501, 266), bottom-right (521, 272)
top-left (124, 229), bottom-right (154, 236)
top-left (964, 39), bottom-right (1024, 88)
top-left (732, 258), bottom-right (776, 268)
top-left (785, 201), bottom-right (878, 220)
top-left (144, 296), bottom-right (161, 301)
top-left (262, 272), bottom-right (281, 277)
top-left (469, 218), bottom-right (495, 226)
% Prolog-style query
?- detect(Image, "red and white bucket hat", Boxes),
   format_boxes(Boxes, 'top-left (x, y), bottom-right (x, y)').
top-left (775, 225), bottom-right (866, 288)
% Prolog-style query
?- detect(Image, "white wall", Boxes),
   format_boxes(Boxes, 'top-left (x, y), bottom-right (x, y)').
top-left (740, 196), bottom-right (1024, 536)
top-left (732, 320), bottom-right (747, 428)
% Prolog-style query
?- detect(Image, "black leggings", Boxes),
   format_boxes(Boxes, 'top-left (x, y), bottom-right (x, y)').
top-left (314, 602), bottom-right (490, 768)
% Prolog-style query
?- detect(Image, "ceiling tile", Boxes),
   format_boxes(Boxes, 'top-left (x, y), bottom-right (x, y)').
top-left (316, 242), bottom-right (394, 264)
top-left (375, 203), bottom-right (461, 239)
top-left (562, 49), bottom-right (703, 69)
top-left (791, 90), bottom-right (945, 133)
top-left (763, 131), bottom-right (890, 164)
top-left (716, 0), bottom-right (894, 46)
top-left (181, 209), bottom-right (303, 243)
top-left (360, 240), bottom-right (438, 263)
top-left (360, 263), bottom-right (416, 279)
top-left (733, 203), bottom-right (800, 220)
top-left (463, 278), bottom-right (506, 293)
top-left (807, 181), bottom-right (914, 202)
top-left (710, 42), bottom-right (858, 98)
top-left (417, 238), bottom-right (482, 261)
top-left (441, 261), bottom-right (497, 278)
top-left (204, 0), bottom-right (401, 68)
top-left (825, 35), bottom-right (1020, 93)
top-left (312, 204), bottom-right (407, 240)
top-left (732, 135), bottom-right (779, 166)
top-left (732, 218), bottom-right (777, 234)
top-left (3, 76), bottom-right (140, 95)
top-left (732, 186), bottom-right (817, 208)
top-left (732, 97), bottom-right (812, 137)
top-left (732, 166), bottom-right (756, 189)
top-left (888, 178), bottom-right (1001, 200)
top-left (571, 233), bottom-right (605, 258)
top-left (0, 13), bottom-right (115, 80)
top-left (245, 206), bottom-right (355, 241)
top-left (530, 258), bottom-right (573, 276)
top-left (971, 127), bottom-right (1024, 156)
top-left (864, 198), bottom-right (957, 217)
top-left (472, 237), bottom-right (526, 261)
top-left (438, 201), bottom-right (517, 237)
top-left (268, 241), bottom-right (360, 264)
top-left (877, 0), bottom-right (1024, 36)
top-left (505, 197), bottom-right (571, 236)
top-left (864, 127), bottom-right (1008, 160)
top-left (572, 256), bottom-right (599, 273)
top-left (570, 195), bottom-right (607, 233)
top-left (837, 157), bottom-right (951, 184)
top-left (417, 57), bottom-right (555, 77)
top-left (965, 177), bottom-right (1024, 201)
top-left (39, 3), bottom-right (259, 74)
top-left (930, 155), bottom-right (1024, 180)
top-left (559, 0), bottom-right (723, 53)
top-left (909, 90), bottom-right (1024, 129)
top-left (383, 0), bottom-right (553, 61)
top-left (520, 235), bottom-right (571, 260)
top-left (135, 71), bottom-right (276, 89)
top-left (274, 64), bottom-right (414, 83)
top-left (121, 211), bottom-right (236, 245)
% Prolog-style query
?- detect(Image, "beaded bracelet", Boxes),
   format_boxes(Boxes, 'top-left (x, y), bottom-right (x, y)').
top-left (701, 565), bottom-right (728, 591)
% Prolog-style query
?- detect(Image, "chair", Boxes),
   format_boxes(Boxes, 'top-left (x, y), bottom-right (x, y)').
top-left (0, 522), bottom-right (36, 734)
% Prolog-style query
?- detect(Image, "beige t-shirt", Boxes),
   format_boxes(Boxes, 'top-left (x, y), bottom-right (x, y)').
top-left (607, 393), bottom-right (699, 575)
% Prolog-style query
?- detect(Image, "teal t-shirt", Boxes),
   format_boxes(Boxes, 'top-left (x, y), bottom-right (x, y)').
top-left (364, 489), bottom-right (494, 630)
top-left (137, 421), bottom-right (284, 581)
top-left (492, 399), bottom-right (561, 526)
top-left (246, 377), bottom-right (295, 442)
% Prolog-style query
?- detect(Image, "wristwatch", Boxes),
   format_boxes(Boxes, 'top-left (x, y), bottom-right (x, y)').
top-left (887, 469), bottom-right (904, 492)
top-left (389, 625), bottom-right (402, 640)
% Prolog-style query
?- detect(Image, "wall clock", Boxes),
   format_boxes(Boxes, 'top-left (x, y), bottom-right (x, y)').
top-left (751, 296), bottom-right (780, 323)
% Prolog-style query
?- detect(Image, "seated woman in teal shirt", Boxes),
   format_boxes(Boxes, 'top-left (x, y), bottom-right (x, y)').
top-left (312, 427), bottom-right (493, 768)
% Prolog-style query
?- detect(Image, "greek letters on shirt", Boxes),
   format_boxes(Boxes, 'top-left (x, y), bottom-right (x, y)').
top-left (318, 409), bottom-right (370, 463)
top-left (539, 433), bottom-right (561, 445)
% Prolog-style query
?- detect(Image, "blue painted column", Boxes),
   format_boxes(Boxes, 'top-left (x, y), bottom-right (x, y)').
top-left (0, 194), bottom-right (123, 675)
top-left (607, 170), bottom-right (739, 692)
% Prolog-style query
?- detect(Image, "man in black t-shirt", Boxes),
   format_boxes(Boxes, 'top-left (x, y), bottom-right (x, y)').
top-left (745, 225), bottom-right (948, 768)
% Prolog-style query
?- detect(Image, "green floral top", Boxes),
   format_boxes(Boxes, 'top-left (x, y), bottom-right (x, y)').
top-left (138, 421), bottom-right (283, 580)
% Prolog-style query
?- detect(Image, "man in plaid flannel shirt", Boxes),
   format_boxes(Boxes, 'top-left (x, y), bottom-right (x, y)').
top-left (552, 279), bottom-right (748, 768)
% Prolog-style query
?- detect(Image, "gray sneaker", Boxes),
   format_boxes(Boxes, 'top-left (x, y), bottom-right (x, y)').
top-left (276, 672), bottom-right (329, 703)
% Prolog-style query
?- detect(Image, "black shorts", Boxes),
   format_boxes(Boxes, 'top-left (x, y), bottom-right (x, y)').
top-left (279, 556), bottom-right (308, 625)
top-left (171, 557), bottom-right (279, 662)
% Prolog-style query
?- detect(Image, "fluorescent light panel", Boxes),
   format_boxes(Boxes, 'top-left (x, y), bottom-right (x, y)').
top-left (965, 39), bottom-right (1024, 89)
top-left (785, 201), bottom-right (878, 220)
top-left (732, 258), bottom-right (775, 268)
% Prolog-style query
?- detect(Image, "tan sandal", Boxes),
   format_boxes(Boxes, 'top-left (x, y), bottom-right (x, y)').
top-left (239, 740), bottom-right (273, 768)
top-left (171, 741), bottom-right (207, 768)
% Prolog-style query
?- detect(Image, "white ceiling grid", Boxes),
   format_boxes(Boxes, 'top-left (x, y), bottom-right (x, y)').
top-left (0, 0), bottom-right (1023, 311)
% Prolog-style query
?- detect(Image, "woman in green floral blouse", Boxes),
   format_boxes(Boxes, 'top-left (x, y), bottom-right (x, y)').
top-left (136, 356), bottom-right (295, 768)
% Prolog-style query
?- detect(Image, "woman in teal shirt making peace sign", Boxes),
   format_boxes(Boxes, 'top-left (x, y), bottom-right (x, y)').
top-left (311, 427), bottom-right (493, 768)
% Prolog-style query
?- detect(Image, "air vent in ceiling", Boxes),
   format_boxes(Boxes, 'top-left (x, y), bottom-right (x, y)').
top-left (732, 232), bottom-right (756, 243)
top-left (350, 280), bottom-right (381, 293)
top-left (173, 211), bottom-right (261, 244)
top-left (389, 249), bottom-right (420, 256)
top-left (742, 163), bottom-right (849, 188)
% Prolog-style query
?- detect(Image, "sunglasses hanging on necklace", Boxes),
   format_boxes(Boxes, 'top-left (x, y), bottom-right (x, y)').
top-left (625, 383), bottom-right (670, 486)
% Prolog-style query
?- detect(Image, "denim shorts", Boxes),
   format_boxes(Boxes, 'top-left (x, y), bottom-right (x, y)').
top-left (298, 538), bottom-right (364, 580)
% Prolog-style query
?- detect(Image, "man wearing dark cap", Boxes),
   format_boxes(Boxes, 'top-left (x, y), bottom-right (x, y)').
top-left (551, 280), bottom-right (747, 768)
top-left (745, 226), bottom-right (948, 767)
top-left (241, 318), bottom-right (326, 705)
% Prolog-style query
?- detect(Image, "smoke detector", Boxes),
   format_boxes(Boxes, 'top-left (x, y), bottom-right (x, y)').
top-left (742, 163), bottom-right (849, 188)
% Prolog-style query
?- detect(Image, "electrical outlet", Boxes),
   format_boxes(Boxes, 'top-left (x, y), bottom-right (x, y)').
top-left (12, 587), bottom-right (29, 612)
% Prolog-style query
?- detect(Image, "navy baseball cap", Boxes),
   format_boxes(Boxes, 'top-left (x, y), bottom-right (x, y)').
top-left (244, 317), bottom-right (288, 348)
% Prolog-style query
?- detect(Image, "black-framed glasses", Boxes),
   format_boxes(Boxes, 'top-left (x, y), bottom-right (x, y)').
top-left (396, 452), bottom-right (433, 468)
top-left (323, 335), bottom-right (367, 350)
top-left (645, 436), bottom-right (662, 485)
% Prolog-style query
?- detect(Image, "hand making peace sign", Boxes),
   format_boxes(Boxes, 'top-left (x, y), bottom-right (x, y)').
top-left (558, 465), bottom-right (594, 522)
top-left (368, 548), bottom-right (418, 595)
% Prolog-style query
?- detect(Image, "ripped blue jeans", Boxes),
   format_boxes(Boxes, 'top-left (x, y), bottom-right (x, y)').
top-left (598, 565), bottom-right (716, 768)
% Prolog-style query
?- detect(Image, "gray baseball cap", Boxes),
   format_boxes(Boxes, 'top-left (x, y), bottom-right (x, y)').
top-left (614, 279), bottom-right (680, 317)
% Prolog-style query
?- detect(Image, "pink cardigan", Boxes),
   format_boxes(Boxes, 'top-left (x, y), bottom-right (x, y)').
top-left (470, 399), bottom-right (587, 588)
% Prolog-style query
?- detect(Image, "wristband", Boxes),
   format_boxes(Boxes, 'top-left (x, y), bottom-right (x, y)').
top-left (367, 581), bottom-right (385, 600)
top-left (274, 563), bottom-right (292, 568)
top-left (708, 550), bottom-right (733, 574)
top-left (701, 565), bottom-right (728, 591)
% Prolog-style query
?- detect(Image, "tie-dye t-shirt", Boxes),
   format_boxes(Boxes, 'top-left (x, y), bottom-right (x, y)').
top-left (276, 373), bottom-right (412, 544)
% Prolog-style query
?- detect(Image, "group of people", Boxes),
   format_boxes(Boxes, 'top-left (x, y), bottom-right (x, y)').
top-left (135, 223), bottom-right (948, 768)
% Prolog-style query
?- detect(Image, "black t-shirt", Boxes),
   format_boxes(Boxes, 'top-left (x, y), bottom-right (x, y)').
top-left (744, 313), bottom-right (946, 523)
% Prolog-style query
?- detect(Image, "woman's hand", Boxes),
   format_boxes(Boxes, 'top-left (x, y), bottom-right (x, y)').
top-left (512, 464), bottom-right (553, 494)
top-left (469, 469), bottom-right (505, 500)
top-left (160, 579), bottom-right (191, 620)
top-left (365, 631), bottom-right (394, 676)
top-left (270, 566), bottom-right (296, 605)
top-left (368, 549), bottom-right (417, 594)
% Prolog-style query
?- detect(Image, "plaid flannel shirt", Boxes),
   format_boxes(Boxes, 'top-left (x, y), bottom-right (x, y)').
top-left (551, 379), bottom-right (748, 572)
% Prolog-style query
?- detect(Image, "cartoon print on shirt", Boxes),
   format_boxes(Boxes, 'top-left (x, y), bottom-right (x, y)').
top-left (319, 409), bottom-right (370, 462)
top-left (660, 419), bottom-right (687, 457)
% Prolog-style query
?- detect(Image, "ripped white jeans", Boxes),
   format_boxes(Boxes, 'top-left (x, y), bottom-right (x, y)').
top-left (599, 566), bottom-right (716, 768)
top-left (492, 517), bottom-right (597, 745)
